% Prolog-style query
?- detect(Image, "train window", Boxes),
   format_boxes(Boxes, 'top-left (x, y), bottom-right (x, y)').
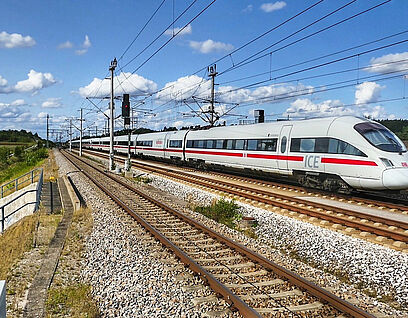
top-left (186, 140), bottom-right (193, 148)
top-left (300, 139), bottom-right (315, 152)
top-left (197, 140), bottom-right (204, 148)
top-left (315, 138), bottom-right (329, 153)
top-left (258, 139), bottom-right (277, 151)
top-left (215, 140), bottom-right (224, 149)
top-left (247, 139), bottom-right (258, 151)
top-left (205, 140), bottom-right (214, 149)
top-left (280, 137), bottom-right (287, 153)
top-left (235, 139), bottom-right (245, 150)
top-left (329, 139), bottom-right (366, 156)
top-left (169, 140), bottom-right (182, 148)
top-left (354, 122), bottom-right (406, 153)
top-left (226, 140), bottom-right (234, 150)
top-left (290, 138), bottom-right (300, 152)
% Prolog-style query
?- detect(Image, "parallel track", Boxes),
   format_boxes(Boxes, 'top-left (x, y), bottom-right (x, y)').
top-left (78, 149), bottom-right (408, 244)
top-left (61, 150), bottom-right (375, 318)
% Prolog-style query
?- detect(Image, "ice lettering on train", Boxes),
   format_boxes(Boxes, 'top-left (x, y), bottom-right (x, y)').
top-left (305, 155), bottom-right (320, 168)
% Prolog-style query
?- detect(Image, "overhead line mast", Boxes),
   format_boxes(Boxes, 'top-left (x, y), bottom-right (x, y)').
top-left (109, 58), bottom-right (117, 171)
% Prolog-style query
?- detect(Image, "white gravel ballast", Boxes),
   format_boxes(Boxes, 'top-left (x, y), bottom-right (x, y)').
top-left (147, 169), bottom-right (408, 310)
top-left (55, 151), bottom-right (237, 317)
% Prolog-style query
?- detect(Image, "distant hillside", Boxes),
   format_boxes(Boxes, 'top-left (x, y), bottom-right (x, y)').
top-left (0, 130), bottom-right (42, 144)
top-left (377, 119), bottom-right (408, 140)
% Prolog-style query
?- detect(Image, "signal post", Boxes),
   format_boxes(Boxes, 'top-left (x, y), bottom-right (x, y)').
top-left (122, 93), bottom-right (131, 172)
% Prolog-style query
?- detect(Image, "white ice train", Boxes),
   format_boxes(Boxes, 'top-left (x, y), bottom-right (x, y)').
top-left (73, 116), bottom-right (408, 192)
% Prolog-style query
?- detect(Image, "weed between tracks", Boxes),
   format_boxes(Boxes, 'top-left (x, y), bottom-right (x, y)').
top-left (194, 197), bottom-right (242, 229)
top-left (133, 175), bottom-right (152, 184)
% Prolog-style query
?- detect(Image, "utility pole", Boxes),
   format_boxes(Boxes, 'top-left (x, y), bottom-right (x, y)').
top-left (69, 119), bottom-right (72, 152)
top-left (79, 108), bottom-right (83, 156)
top-left (109, 58), bottom-right (117, 171)
top-left (46, 114), bottom-right (49, 148)
top-left (208, 64), bottom-right (218, 127)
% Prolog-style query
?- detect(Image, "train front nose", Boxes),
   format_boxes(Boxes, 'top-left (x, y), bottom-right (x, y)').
top-left (382, 168), bottom-right (408, 190)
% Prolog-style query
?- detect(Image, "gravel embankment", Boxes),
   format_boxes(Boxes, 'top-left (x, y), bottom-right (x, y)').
top-left (57, 151), bottom-right (408, 316)
top-left (145, 167), bottom-right (408, 315)
top-left (55, 151), bottom-right (237, 317)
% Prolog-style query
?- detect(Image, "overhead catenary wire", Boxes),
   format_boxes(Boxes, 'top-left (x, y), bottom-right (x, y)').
top-left (214, 38), bottom-right (408, 97)
top-left (192, 0), bottom-right (326, 76)
top-left (219, 0), bottom-right (392, 76)
top-left (113, 0), bottom-right (214, 99)
top-left (218, 30), bottom-right (408, 86)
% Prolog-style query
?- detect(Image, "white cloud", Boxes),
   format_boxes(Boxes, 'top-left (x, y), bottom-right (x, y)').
top-left (58, 41), bottom-right (73, 49)
top-left (0, 75), bottom-right (7, 87)
top-left (0, 31), bottom-right (36, 48)
top-left (284, 98), bottom-right (393, 120)
top-left (83, 35), bottom-right (91, 48)
top-left (77, 72), bottom-right (158, 98)
top-left (189, 39), bottom-right (234, 54)
top-left (367, 52), bottom-right (408, 74)
top-left (164, 24), bottom-right (192, 37)
top-left (75, 35), bottom-right (91, 55)
top-left (217, 83), bottom-right (314, 104)
top-left (355, 81), bottom-right (384, 105)
top-left (42, 97), bottom-right (62, 108)
top-left (11, 99), bottom-right (25, 106)
top-left (156, 75), bottom-right (211, 102)
top-left (0, 99), bottom-right (25, 108)
top-left (260, 1), bottom-right (286, 13)
top-left (13, 70), bottom-right (57, 94)
top-left (242, 5), bottom-right (253, 13)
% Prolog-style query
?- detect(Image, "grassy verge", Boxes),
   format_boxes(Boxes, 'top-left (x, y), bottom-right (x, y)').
top-left (46, 207), bottom-right (99, 317)
top-left (0, 147), bottom-right (49, 185)
top-left (46, 284), bottom-right (98, 317)
top-left (0, 213), bottom-right (38, 280)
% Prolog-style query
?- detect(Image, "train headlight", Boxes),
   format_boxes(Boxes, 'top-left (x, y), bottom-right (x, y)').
top-left (380, 158), bottom-right (394, 168)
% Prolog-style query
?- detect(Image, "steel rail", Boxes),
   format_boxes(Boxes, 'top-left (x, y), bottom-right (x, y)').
top-left (76, 149), bottom-right (408, 242)
top-left (79, 147), bottom-right (408, 212)
top-left (61, 151), bottom-right (261, 317)
top-left (63, 150), bottom-right (375, 318)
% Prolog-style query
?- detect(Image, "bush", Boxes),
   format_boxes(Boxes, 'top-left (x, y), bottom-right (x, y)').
top-left (13, 146), bottom-right (23, 160)
top-left (194, 198), bottom-right (242, 229)
top-left (0, 147), bottom-right (10, 165)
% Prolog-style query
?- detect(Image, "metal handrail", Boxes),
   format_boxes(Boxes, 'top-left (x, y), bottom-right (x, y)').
top-left (1, 169), bottom-right (43, 233)
top-left (0, 168), bottom-right (42, 199)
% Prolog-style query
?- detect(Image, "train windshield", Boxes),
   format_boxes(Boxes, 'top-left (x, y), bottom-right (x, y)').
top-left (354, 122), bottom-right (406, 153)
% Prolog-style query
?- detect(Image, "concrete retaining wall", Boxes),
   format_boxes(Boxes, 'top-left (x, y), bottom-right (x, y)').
top-left (0, 281), bottom-right (5, 318)
top-left (0, 182), bottom-right (37, 232)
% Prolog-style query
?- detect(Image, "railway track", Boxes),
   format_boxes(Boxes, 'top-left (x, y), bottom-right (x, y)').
top-left (61, 150), bottom-right (375, 317)
top-left (79, 148), bottom-right (408, 214)
top-left (77, 149), bottom-right (408, 248)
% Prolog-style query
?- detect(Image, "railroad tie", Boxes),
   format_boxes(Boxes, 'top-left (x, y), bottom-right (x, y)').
top-left (255, 301), bottom-right (323, 313)
top-left (226, 279), bottom-right (284, 288)
top-left (194, 254), bottom-right (243, 262)
top-left (239, 289), bottom-right (303, 300)
top-left (213, 269), bottom-right (268, 279)
top-left (203, 262), bottom-right (255, 271)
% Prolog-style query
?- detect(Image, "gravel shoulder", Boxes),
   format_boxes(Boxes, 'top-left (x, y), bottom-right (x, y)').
top-left (56, 150), bottom-right (408, 317)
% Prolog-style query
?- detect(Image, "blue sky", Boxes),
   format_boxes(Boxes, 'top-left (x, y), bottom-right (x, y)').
top-left (0, 0), bottom-right (407, 139)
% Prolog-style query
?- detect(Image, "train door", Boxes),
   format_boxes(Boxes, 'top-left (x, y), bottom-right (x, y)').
top-left (278, 125), bottom-right (293, 171)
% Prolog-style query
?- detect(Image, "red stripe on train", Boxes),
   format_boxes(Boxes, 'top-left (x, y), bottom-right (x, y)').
top-left (247, 153), bottom-right (304, 161)
top-left (185, 149), bottom-right (242, 157)
top-left (321, 157), bottom-right (377, 166)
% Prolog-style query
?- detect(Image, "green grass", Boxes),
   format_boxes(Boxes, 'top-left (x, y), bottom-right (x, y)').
top-left (46, 284), bottom-right (99, 317)
top-left (0, 214), bottom-right (38, 280)
top-left (0, 147), bottom-right (48, 185)
top-left (194, 197), bottom-right (242, 229)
